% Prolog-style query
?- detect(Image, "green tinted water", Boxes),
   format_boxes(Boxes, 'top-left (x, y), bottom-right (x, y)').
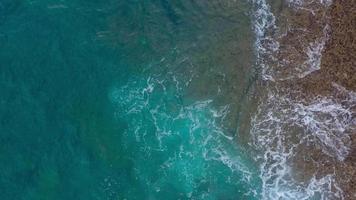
top-left (0, 0), bottom-right (261, 199)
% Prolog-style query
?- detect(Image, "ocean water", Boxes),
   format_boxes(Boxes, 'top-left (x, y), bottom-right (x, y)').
top-left (0, 0), bottom-right (262, 199)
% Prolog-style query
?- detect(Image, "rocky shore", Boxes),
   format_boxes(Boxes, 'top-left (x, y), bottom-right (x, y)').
top-left (252, 0), bottom-right (355, 198)
top-left (322, 1), bottom-right (356, 199)
top-left (282, 1), bottom-right (356, 199)
top-left (287, 1), bottom-right (356, 198)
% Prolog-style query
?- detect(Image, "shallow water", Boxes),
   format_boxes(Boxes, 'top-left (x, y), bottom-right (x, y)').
top-left (0, 0), bottom-right (261, 199)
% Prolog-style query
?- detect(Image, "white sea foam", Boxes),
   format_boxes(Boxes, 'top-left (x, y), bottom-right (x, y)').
top-left (294, 96), bottom-right (354, 160)
top-left (287, 0), bottom-right (333, 8)
top-left (250, 0), bottom-right (279, 81)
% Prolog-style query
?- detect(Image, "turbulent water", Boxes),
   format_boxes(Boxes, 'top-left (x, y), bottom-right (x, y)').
top-left (0, 0), bottom-right (354, 199)
top-left (0, 0), bottom-right (261, 199)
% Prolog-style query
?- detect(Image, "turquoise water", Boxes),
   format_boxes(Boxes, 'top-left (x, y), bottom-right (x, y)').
top-left (0, 0), bottom-right (261, 199)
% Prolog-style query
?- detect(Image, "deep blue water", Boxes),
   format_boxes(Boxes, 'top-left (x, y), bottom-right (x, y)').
top-left (0, 0), bottom-right (260, 199)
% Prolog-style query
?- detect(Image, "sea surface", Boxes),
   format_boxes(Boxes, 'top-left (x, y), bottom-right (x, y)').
top-left (2, 0), bottom-right (352, 199)
top-left (0, 0), bottom-right (261, 199)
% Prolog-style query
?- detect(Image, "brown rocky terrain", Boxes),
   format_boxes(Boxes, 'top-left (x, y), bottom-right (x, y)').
top-left (288, 1), bottom-right (356, 199)
top-left (260, 0), bottom-right (356, 199)
top-left (323, 1), bottom-right (356, 199)
top-left (289, 1), bottom-right (356, 198)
